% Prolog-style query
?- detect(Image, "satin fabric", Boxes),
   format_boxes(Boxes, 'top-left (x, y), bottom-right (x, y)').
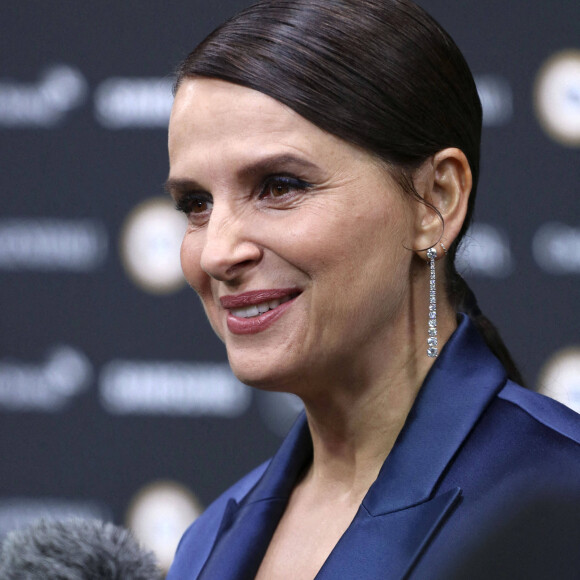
top-left (168, 315), bottom-right (580, 579)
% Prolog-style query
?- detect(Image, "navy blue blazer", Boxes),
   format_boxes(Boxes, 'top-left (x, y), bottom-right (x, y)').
top-left (168, 315), bottom-right (580, 579)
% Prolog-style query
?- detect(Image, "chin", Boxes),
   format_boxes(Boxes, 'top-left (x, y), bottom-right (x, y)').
top-left (228, 356), bottom-right (298, 393)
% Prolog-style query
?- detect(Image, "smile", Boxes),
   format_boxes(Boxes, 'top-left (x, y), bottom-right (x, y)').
top-left (230, 295), bottom-right (293, 318)
top-left (221, 289), bottom-right (300, 335)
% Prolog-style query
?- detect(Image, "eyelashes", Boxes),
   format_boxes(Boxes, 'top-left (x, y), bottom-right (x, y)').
top-left (173, 175), bottom-right (312, 218)
top-left (259, 175), bottom-right (312, 199)
top-left (174, 193), bottom-right (212, 216)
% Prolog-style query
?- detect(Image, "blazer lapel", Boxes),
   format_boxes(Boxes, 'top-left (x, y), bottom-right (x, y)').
top-left (198, 415), bottom-right (313, 580)
top-left (317, 487), bottom-right (462, 579)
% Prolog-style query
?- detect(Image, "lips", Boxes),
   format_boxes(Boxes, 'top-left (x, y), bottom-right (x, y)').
top-left (221, 289), bottom-right (300, 334)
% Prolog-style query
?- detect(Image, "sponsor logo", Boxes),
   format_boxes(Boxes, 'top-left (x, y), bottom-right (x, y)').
top-left (100, 360), bottom-right (252, 417)
top-left (0, 346), bottom-right (92, 412)
top-left (120, 198), bottom-right (187, 294)
top-left (537, 347), bottom-right (580, 414)
top-left (533, 222), bottom-right (580, 274)
top-left (126, 481), bottom-right (203, 573)
top-left (95, 77), bottom-right (173, 129)
top-left (534, 50), bottom-right (580, 147)
top-left (0, 64), bottom-right (87, 128)
top-left (456, 223), bottom-right (514, 278)
top-left (0, 219), bottom-right (107, 271)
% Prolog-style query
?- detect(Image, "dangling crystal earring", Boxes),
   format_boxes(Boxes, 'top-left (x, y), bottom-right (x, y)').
top-left (427, 247), bottom-right (438, 358)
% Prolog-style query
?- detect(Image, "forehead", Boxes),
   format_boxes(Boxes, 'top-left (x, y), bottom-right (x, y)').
top-left (167, 78), bottom-right (390, 188)
top-left (169, 78), bottom-right (370, 159)
top-left (169, 78), bottom-right (308, 148)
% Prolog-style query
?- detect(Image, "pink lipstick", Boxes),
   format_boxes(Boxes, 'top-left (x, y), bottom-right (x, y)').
top-left (221, 289), bottom-right (300, 335)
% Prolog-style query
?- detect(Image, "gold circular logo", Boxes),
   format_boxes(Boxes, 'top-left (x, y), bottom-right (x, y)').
top-left (534, 50), bottom-right (580, 147)
top-left (125, 480), bottom-right (203, 573)
top-left (120, 198), bottom-right (187, 294)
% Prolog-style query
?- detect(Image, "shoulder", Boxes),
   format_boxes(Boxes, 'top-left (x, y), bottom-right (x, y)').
top-left (166, 461), bottom-right (269, 580)
top-left (476, 380), bottom-right (580, 484)
top-left (450, 380), bottom-right (580, 491)
top-left (497, 380), bottom-right (580, 446)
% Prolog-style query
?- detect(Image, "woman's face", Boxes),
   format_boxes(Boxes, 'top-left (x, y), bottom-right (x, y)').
top-left (168, 79), bottom-right (419, 393)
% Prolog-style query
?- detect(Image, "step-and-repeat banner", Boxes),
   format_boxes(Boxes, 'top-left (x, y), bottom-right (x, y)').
top-left (1, 0), bottom-right (578, 572)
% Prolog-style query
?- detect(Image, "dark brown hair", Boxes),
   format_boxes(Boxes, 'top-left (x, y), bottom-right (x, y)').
top-left (174, 0), bottom-right (524, 384)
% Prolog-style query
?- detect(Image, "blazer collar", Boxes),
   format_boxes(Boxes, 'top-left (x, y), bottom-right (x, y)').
top-left (197, 416), bottom-right (313, 579)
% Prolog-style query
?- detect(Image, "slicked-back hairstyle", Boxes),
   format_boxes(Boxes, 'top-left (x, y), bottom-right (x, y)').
top-left (174, 0), bottom-right (523, 384)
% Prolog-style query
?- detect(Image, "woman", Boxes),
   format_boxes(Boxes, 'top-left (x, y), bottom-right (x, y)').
top-left (165, 1), bottom-right (580, 578)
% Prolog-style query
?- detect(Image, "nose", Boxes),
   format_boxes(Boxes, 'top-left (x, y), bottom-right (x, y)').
top-left (199, 204), bottom-right (262, 282)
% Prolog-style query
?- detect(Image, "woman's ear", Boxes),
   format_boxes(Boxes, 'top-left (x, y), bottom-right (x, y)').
top-left (412, 147), bottom-right (472, 257)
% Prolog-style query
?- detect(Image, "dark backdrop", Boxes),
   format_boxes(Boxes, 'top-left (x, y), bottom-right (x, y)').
top-left (1, 0), bottom-right (579, 572)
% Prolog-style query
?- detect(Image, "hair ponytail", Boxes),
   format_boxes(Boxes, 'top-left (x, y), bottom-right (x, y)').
top-left (447, 262), bottom-right (525, 386)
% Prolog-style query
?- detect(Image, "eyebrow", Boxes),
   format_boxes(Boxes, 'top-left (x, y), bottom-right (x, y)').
top-left (164, 177), bottom-right (203, 198)
top-left (237, 153), bottom-right (321, 179)
top-left (164, 153), bottom-right (321, 197)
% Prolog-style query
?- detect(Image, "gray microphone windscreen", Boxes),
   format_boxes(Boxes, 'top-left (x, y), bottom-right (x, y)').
top-left (0, 518), bottom-right (163, 580)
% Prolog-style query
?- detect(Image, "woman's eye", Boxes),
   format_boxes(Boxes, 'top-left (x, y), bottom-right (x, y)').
top-left (175, 194), bottom-right (213, 216)
top-left (260, 176), bottom-right (311, 199)
top-left (269, 181), bottom-right (291, 197)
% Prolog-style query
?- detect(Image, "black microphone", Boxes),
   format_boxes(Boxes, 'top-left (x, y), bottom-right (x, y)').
top-left (0, 518), bottom-right (163, 579)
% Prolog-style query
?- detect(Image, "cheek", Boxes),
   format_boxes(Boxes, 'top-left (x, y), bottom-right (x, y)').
top-left (180, 235), bottom-right (224, 337)
top-left (180, 234), bottom-right (208, 295)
